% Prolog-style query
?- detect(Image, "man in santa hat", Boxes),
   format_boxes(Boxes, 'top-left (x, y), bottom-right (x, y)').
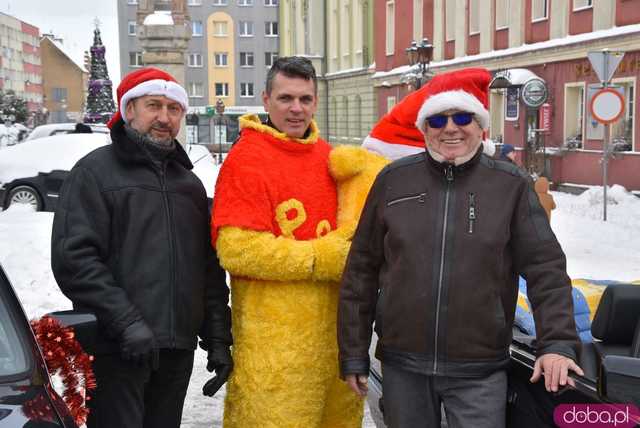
top-left (51, 67), bottom-right (232, 428)
top-left (337, 67), bottom-right (582, 427)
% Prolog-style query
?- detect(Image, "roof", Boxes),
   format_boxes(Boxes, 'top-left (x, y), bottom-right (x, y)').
top-left (41, 35), bottom-right (88, 73)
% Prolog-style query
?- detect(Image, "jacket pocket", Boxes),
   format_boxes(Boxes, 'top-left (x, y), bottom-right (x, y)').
top-left (386, 192), bottom-right (426, 207)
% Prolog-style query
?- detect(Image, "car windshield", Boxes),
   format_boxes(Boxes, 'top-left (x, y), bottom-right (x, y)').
top-left (0, 287), bottom-right (29, 378)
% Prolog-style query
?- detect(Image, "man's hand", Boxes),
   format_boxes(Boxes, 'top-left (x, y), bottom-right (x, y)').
top-left (530, 353), bottom-right (584, 392)
top-left (203, 346), bottom-right (233, 397)
top-left (345, 374), bottom-right (369, 397)
top-left (120, 318), bottom-right (159, 369)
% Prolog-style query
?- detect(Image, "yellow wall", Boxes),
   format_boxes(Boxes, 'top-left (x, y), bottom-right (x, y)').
top-left (207, 12), bottom-right (235, 105)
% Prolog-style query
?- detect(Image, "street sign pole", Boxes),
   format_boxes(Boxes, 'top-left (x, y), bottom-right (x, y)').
top-left (588, 49), bottom-right (625, 222)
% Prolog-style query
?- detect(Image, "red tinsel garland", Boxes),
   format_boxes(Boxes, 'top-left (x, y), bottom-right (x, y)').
top-left (30, 316), bottom-right (97, 426)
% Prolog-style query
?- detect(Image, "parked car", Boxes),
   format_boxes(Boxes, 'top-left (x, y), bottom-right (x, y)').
top-left (366, 283), bottom-right (640, 427)
top-left (0, 133), bottom-right (218, 212)
top-left (25, 123), bottom-right (109, 141)
top-left (0, 263), bottom-right (79, 427)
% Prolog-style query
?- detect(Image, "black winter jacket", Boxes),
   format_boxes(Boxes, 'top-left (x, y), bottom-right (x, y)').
top-left (51, 120), bottom-right (231, 353)
top-left (338, 148), bottom-right (579, 378)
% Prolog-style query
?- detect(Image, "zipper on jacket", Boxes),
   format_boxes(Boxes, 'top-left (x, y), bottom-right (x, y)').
top-left (468, 193), bottom-right (476, 234)
top-left (387, 192), bottom-right (426, 207)
top-left (434, 164), bottom-right (454, 374)
top-left (158, 160), bottom-right (177, 348)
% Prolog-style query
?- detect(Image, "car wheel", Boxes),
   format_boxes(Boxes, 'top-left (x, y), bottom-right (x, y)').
top-left (7, 185), bottom-right (42, 211)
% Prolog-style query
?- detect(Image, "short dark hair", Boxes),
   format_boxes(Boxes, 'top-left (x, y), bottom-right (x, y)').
top-left (265, 56), bottom-right (317, 95)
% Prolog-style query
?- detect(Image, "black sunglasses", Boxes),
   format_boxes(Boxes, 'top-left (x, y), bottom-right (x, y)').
top-left (426, 112), bottom-right (475, 129)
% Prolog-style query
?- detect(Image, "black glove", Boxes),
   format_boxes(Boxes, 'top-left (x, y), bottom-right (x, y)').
top-left (202, 345), bottom-right (233, 397)
top-left (120, 318), bottom-right (159, 370)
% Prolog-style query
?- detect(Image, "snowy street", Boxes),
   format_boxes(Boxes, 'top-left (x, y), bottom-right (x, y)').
top-left (0, 185), bottom-right (639, 427)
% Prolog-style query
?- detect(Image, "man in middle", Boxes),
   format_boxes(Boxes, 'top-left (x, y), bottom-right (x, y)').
top-left (210, 56), bottom-right (364, 427)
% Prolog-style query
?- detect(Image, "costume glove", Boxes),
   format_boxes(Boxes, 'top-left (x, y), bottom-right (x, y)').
top-left (203, 345), bottom-right (233, 397)
top-left (120, 318), bottom-right (159, 370)
top-left (311, 221), bottom-right (357, 282)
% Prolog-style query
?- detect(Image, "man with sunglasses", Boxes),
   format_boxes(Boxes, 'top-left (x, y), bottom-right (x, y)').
top-left (338, 67), bottom-right (582, 427)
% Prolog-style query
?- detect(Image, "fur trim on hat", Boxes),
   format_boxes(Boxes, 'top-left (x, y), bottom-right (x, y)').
top-left (362, 135), bottom-right (425, 161)
top-left (119, 79), bottom-right (188, 123)
top-left (416, 90), bottom-right (490, 133)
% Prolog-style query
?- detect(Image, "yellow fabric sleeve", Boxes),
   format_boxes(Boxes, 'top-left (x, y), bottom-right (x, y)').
top-left (216, 225), bottom-right (354, 283)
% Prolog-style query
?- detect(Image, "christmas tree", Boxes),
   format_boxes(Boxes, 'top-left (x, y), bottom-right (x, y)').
top-left (84, 26), bottom-right (115, 124)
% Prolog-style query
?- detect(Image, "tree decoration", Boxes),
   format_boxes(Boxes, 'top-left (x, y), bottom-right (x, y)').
top-left (84, 23), bottom-right (115, 124)
top-left (30, 316), bottom-right (97, 426)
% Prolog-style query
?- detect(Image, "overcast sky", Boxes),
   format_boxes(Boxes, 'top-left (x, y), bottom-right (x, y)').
top-left (4, 0), bottom-right (121, 85)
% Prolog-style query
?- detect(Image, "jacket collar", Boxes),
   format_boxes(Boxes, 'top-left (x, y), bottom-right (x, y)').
top-left (239, 113), bottom-right (319, 145)
top-left (110, 119), bottom-right (193, 170)
top-left (425, 144), bottom-right (483, 179)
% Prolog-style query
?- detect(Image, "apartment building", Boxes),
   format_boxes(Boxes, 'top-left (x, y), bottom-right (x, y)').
top-left (0, 13), bottom-right (43, 121)
top-left (280, 0), bottom-right (376, 144)
top-left (374, 0), bottom-right (640, 191)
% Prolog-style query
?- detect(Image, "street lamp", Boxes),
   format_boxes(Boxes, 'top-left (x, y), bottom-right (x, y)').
top-left (215, 99), bottom-right (225, 164)
top-left (405, 38), bottom-right (434, 90)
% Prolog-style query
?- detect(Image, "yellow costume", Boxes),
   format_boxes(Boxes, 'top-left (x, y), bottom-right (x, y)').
top-left (212, 115), bottom-right (363, 428)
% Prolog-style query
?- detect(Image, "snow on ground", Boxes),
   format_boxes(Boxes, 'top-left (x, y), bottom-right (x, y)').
top-left (1, 185), bottom-right (639, 427)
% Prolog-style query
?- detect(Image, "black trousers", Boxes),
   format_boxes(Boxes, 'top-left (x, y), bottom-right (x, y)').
top-left (86, 349), bottom-right (195, 428)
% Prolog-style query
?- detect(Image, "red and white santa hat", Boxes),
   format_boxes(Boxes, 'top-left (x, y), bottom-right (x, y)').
top-left (362, 67), bottom-right (495, 160)
top-left (107, 67), bottom-right (189, 129)
top-left (415, 67), bottom-right (491, 135)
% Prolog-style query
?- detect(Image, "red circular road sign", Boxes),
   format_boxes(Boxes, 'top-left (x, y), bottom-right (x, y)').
top-left (589, 88), bottom-right (625, 125)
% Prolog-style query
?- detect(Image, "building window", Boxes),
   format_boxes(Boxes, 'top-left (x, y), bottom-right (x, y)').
top-left (127, 0), bottom-right (138, 4)
top-left (240, 52), bottom-right (254, 67)
top-left (240, 82), bottom-right (254, 97)
top-left (386, 1), bottom-right (394, 55)
top-left (239, 21), bottom-right (254, 36)
top-left (188, 82), bottom-right (204, 98)
top-left (215, 83), bottom-right (229, 97)
top-left (214, 52), bottom-right (228, 66)
top-left (188, 0), bottom-right (202, 4)
top-left (469, 0), bottom-right (479, 34)
top-left (128, 21), bottom-right (137, 36)
top-left (611, 81), bottom-right (635, 152)
top-left (496, 0), bottom-right (509, 29)
top-left (564, 84), bottom-right (585, 148)
top-left (192, 20), bottom-right (203, 36)
top-left (52, 87), bottom-right (67, 102)
top-left (188, 53), bottom-right (203, 67)
top-left (265, 21), bottom-right (278, 37)
top-left (265, 52), bottom-right (278, 67)
top-left (532, 0), bottom-right (548, 21)
top-left (445, 0), bottom-right (456, 41)
top-left (213, 0), bottom-right (227, 5)
top-left (129, 52), bottom-right (143, 67)
top-left (386, 96), bottom-right (396, 112)
top-left (413, 0), bottom-right (423, 41)
top-left (573, 0), bottom-right (592, 10)
top-left (238, 0), bottom-right (253, 5)
top-left (213, 21), bottom-right (228, 36)
top-left (264, 0), bottom-right (277, 5)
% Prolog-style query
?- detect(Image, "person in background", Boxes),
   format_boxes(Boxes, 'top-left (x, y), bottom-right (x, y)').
top-left (51, 67), bottom-right (232, 428)
top-left (500, 143), bottom-right (517, 163)
top-left (338, 67), bottom-right (582, 428)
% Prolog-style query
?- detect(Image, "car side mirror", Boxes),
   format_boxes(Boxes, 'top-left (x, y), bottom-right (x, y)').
top-left (599, 355), bottom-right (640, 404)
top-left (45, 310), bottom-right (97, 354)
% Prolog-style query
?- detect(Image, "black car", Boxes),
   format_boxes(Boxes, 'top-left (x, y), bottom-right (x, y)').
top-left (366, 283), bottom-right (640, 427)
top-left (0, 263), bottom-right (79, 427)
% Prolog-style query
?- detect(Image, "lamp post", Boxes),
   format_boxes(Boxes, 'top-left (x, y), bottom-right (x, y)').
top-left (215, 99), bottom-right (225, 164)
top-left (405, 38), bottom-right (434, 90)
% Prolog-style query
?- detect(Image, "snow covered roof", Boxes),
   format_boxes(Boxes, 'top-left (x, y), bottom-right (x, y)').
top-left (42, 36), bottom-right (88, 73)
top-left (373, 23), bottom-right (640, 80)
top-left (143, 11), bottom-right (174, 26)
